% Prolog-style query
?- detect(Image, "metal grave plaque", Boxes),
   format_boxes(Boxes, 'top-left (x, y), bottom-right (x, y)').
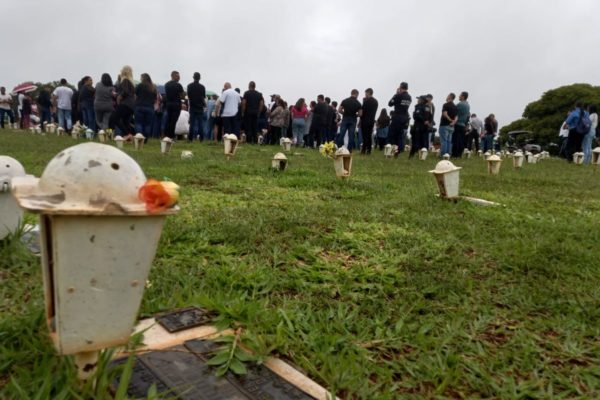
top-left (155, 307), bottom-right (215, 333)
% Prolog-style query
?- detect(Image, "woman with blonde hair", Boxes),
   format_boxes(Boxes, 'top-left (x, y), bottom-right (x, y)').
top-left (109, 65), bottom-right (136, 139)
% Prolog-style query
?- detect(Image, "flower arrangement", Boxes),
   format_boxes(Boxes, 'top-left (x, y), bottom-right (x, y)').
top-left (319, 141), bottom-right (337, 159)
top-left (138, 179), bottom-right (180, 213)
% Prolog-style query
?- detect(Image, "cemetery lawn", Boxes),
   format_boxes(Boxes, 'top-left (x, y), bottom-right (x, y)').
top-left (1, 130), bottom-right (600, 400)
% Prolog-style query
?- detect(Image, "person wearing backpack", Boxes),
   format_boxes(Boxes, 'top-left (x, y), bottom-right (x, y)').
top-left (562, 101), bottom-right (590, 163)
top-left (583, 105), bottom-right (597, 164)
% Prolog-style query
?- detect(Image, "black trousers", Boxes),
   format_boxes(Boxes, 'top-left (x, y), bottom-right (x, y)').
top-left (388, 116), bottom-right (409, 150)
top-left (409, 125), bottom-right (428, 158)
top-left (165, 104), bottom-right (181, 139)
top-left (109, 104), bottom-right (134, 135)
top-left (452, 124), bottom-right (466, 157)
top-left (466, 129), bottom-right (480, 152)
top-left (360, 120), bottom-right (375, 154)
top-left (244, 113), bottom-right (258, 143)
top-left (566, 128), bottom-right (583, 162)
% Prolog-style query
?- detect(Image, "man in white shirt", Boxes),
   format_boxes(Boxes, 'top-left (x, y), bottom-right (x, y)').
top-left (52, 78), bottom-right (74, 131)
top-left (467, 113), bottom-right (483, 152)
top-left (215, 82), bottom-right (241, 137)
top-left (0, 87), bottom-right (15, 129)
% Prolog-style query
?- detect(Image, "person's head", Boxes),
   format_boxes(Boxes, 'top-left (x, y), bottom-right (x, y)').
top-left (0, 87), bottom-right (5, 94)
top-left (325, 96), bottom-right (331, 105)
top-left (379, 108), bottom-right (388, 118)
top-left (181, 103), bottom-right (188, 111)
top-left (193, 72), bottom-right (201, 82)
top-left (295, 98), bottom-right (304, 110)
top-left (248, 81), bottom-right (256, 90)
top-left (101, 73), bottom-right (113, 87)
top-left (417, 96), bottom-right (426, 104)
top-left (590, 104), bottom-right (598, 114)
top-left (471, 113), bottom-right (477, 118)
top-left (459, 91), bottom-right (469, 101)
top-left (82, 76), bottom-right (92, 86)
top-left (351, 89), bottom-right (359, 98)
top-left (60, 78), bottom-right (67, 86)
top-left (234, 87), bottom-right (240, 94)
top-left (277, 98), bottom-right (285, 107)
top-left (171, 70), bottom-right (180, 82)
top-left (488, 113), bottom-right (495, 120)
top-left (575, 101), bottom-right (583, 109)
top-left (141, 73), bottom-right (153, 86)
top-left (317, 94), bottom-right (324, 103)
top-left (426, 94), bottom-right (433, 103)
top-left (212, 94), bottom-right (218, 100)
top-left (446, 93), bottom-right (456, 102)
top-left (310, 100), bottom-right (316, 109)
top-left (224, 82), bottom-right (232, 90)
top-left (332, 101), bottom-right (338, 107)
top-left (365, 88), bottom-right (373, 97)
top-left (399, 82), bottom-right (408, 92)
top-left (120, 65), bottom-right (134, 82)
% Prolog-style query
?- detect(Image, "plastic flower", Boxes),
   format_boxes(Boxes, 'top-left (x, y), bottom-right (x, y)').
top-left (138, 179), bottom-right (180, 213)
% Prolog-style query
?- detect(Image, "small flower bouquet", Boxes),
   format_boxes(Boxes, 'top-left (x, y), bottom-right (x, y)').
top-left (319, 141), bottom-right (337, 159)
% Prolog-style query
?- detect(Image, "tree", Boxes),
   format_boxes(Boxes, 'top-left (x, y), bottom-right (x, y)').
top-left (500, 84), bottom-right (600, 147)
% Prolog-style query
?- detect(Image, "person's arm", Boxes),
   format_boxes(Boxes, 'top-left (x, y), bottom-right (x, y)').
top-left (357, 107), bottom-right (363, 118)
top-left (337, 104), bottom-right (343, 114)
top-left (241, 97), bottom-right (247, 116)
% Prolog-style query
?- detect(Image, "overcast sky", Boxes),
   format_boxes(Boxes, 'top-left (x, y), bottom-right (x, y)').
top-left (2, 0), bottom-right (599, 126)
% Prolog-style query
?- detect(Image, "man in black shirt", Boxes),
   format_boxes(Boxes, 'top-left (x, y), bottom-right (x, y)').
top-left (388, 82), bottom-right (412, 155)
top-left (360, 88), bottom-right (378, 154)
top-left (410, 96), bottom-right (433, 158)
top-left (309, 94), bottom-right (328, 148)
top-left (337, 89), bottom-right (362, 152)
top-left (426, 94), bottom-right (435, 148)
top-left (37, 86), bottom-right (52, 132)
top-left (438, 93), bottom-right (458, 157)
top-left (164, 70), bottom-right (184, 139)
top-left (242, 81), bottom-right (264, 144)
top-left (187, 72), bottom-right (206, 142)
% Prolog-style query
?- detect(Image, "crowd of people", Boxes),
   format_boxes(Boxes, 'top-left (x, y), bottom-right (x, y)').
top-left (7, 65), bottom-right (595, 162)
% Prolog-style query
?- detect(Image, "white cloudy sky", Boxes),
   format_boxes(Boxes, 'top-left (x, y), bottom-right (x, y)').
top-left (2, 0), bottom-right (599, 126)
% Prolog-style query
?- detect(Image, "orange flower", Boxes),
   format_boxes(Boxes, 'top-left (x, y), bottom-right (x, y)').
top-left (138, 179), bottom-right (179, 213)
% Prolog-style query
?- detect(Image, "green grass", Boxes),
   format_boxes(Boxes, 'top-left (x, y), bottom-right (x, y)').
top-left (1, 130), bottom-right (599, 399)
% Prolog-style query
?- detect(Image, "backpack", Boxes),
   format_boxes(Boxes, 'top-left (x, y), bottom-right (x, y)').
top-left (575, 110), bottom-right (591, 135)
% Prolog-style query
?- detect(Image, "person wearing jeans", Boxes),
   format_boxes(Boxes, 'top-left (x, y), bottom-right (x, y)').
top-left (57, 108), bottom-right (72, 131)
top-left (337, 89), bottom-right (362, 151)
top-left (291, 98), bottom-right (308, 146)
top-left (583, 105), bottom-right (598, 164)
top-left (438, 93), bottom-right (458, 157)
top-left (0, 86), bottom-right (15, 128)
top-left (52, 79), bottom-right (74, 131)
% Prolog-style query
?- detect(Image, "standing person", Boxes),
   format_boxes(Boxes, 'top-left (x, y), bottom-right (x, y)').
top-left (467, 113), bottom-right (483, 152)
top-left (134, 73), bottom-right (157, 138)
top-left (425, 94), bottom-right (436, 147)
top-left (109, 66), bottom-right (136, 139)
top-left (268, 98), bottom-right (286, 144)
top-left (388, 82), bottom-right (412, 156)
top-left (205, 94), bottom-right (218, 141)
top-left (52, 79), bottom-right (74, 132)
top-left (305, 101), bottom-right (316, 145)
top-left (215, 82), bottom-right (241, 138)
top-left (583, 105), bottom-right (598, 164)
top-left (562, 102), bottom-right (588, 162)
top-left (558, 116), bottom-right (570, 159)
top-left (94, 73), bottom-right (115, 131)
top-left (187, 72), bottom-right (206, 142)
top-left (17, 91), bottom-right (25, 128)
top-left (409, 96), bottom-right (432, 158)
top-left (78, 76), bottom-right (96, 130)
top-left (291, 98), bottom-right (308, 146)
top-left (242, 81), bottom-right (264, 144)
top-left (37, 86), bottom-right (53, 131)
top-left (375, 108), bottom-right (391, 150)
top-left (21, 93), bottom-right (32, 130)
top-left (452, 91), bottom-right (470, 157)
top-left (438, 93), bottom-right (458, 157)
top-left (337, 89), bottom-right (362, 151)
top-left (308, 95), bottom-right (328, 148)
top-left (482, 114), bottom-right (497, 152)
top-left (360, 88), bottom-right (378, 154)
top-left (164, 70), bottom-right (185, 139)
top-left (0, 87), bottom-right (15, 129)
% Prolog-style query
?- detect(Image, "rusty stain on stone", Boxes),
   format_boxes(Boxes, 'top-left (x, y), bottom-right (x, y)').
top-left (88, 160), bottom-right (102, 168)
top-left (89, 235), bottom-right (95, 243)
top-left (68, 287), bottom-right (75, 293)
top-left (130, 224), bottom-right (135, 231)
top-left (64, 156), bottom-right (72, 166)
top-left (131, 280), bottom-right (139, 287)
top-left (90, 278), bottom-right (97, 286)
